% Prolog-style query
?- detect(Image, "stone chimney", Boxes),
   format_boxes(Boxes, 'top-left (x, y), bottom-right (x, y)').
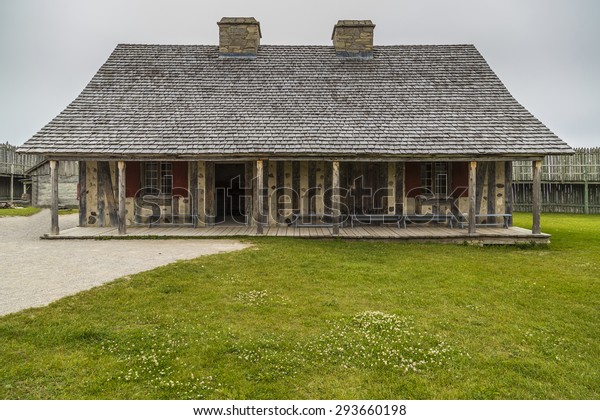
top-left (331, 20), bottom-right (375, 59)
top-left (217, 17), bottom-right (261, 58)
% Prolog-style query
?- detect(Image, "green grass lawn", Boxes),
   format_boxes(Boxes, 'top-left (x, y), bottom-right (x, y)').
top-left (0, 213), bottom-right (598, 399)
top-left (0, 207), bottom-right (41, 217)
top-left (58, 208), bottom-right (78, 215)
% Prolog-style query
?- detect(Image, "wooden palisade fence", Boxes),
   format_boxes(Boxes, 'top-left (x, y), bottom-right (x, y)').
top-left (513, 148), bottom-right (600, 214)
top-left (0, 142), bottom-right (42, 175)
top-left (0, 142), bottom-right (44, 202)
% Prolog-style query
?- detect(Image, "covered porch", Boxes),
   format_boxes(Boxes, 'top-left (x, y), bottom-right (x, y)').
top-left (44, 158), bottom-right (546, 241)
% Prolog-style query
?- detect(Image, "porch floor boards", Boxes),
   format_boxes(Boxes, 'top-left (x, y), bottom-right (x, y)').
top-left (44, 225), bottom-right (550, 244)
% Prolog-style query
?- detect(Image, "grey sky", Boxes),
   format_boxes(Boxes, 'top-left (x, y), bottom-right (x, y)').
top-left (1, 0), bottom-right (598, 147)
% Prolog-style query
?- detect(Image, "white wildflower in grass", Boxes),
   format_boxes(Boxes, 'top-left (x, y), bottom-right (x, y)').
top-left (236, 290), bottom-right (269, 305)
top-left (215, 273), bottom-right (245, 284)
top-left (232, 311), bottom-right (466, 381)
top-left (521, 327), bottom-right (568, 357)
top-left (100, 312), bottom-right (467, 394)
top-left (301, 311), bottom-right (461, 373)
top-left (100, 319), bottom-right (223, 399)
top-left (235, 290), bottom-right (291, 306)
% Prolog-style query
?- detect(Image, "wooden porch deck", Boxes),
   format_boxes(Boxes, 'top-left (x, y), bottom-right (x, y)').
top-left (43, 225), bottom-right (550, 245)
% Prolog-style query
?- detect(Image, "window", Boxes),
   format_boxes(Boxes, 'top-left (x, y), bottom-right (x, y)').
top-left (143, 162), bottom-right (173, 195)
top-left (420, 163), bottom-right (432, 192)
top-left (421, 162), bottom-right (448, 196)
top-left (434, 162), bottom-right (448, 196)
top-left (160, 162), bottom-right (173, 195)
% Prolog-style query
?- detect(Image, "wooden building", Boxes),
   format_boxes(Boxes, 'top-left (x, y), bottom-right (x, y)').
top-left (0, 142), bottom-right (42, 202)
top-left (18, 18), bottom-right (572, 242)
top-left (26, 160), bottom-right (79, 208)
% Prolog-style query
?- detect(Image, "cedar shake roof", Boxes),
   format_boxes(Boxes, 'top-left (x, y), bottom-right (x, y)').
top-left (19, 44), bottom-right (573, 159)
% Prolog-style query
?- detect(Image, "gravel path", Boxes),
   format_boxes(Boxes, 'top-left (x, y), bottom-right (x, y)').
top-left (0, 210), bottom-right (248, 316)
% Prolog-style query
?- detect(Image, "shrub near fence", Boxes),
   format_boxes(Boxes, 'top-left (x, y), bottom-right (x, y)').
top-left (513, 148), bottom-right (600, 214)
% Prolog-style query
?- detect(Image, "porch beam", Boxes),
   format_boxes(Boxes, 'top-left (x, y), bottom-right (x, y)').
top-left (256, 159), bottom-right (264, 234)
top-left (50, 160), bottom-right (59, 235)
top-left (532, 159), bottom-right (542, 234)
top-left (332, 160), bottom-right (340, 235)
top-left (468, 160), bottom-right (477, 235)
top-left (45, 155), bottom-right (548, 163)
top-left (117, 161), bottom-right (126, 235)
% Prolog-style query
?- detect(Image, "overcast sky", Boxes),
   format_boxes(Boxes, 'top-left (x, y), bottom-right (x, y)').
top-left (1, 0), bottom-right (598, 147)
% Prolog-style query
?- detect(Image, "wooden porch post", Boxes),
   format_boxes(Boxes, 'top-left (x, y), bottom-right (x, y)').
top-left (256, 159), bottom-right (264, 234)
top-left (244, 162), bottom-right (253, 226)
top-left (117, 161), bottom-right (126, 235)
top-left (532, 159), bottom-right (542, 234)
top-left (205, 162), bottom-right (215, 226)
top-left (189, 161), bottom-right (198, 227)
top-left (9, 163), bottom-right (14, 204)
top-left (50, 160), bottom-right (59, 235)
top-left (468, 160), bottom-right (477, 235)
top-left (332, 160), bottom-right (340, 235)
top-left (504, 161), bottom-right (513, 227)
top-left (79, 161), bottom-right (87, 227)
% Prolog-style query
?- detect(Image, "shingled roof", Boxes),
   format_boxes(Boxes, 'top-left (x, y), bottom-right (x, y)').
top-left (19, 43), bottom-right (572, 159)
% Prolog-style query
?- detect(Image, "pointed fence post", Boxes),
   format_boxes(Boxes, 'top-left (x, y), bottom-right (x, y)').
top-left (583, 165), bottom-right (589, 215)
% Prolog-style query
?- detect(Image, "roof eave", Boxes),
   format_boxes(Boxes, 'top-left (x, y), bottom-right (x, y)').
top-left (20, 151), bottom-right (572, 162)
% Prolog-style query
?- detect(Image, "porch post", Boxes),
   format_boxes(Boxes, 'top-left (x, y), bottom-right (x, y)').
top-left (205, 162), bottom-right (215, 226)
top-left (189, 161), bottom-right (198, 227)
top-left (332, 160), bottom-right (340, 235)
top-left (504, 161), bottom-right (513, 227)
top-left (244, 162), bottom-right (253, 226)
top-left (50, 160), bottom-right (59, 235)
top-left (532, 159), bottom-right (542, 234)
top-left (117, 161), bottom-right (126, 235)
top-left (256, 159), bottom-right (264, 234)
top-left (78, 161), bottom-right (87, 227)
top-left (9, 163), bottom-right (14, 204)
top-left (468, 160), bottom-right (477, 235)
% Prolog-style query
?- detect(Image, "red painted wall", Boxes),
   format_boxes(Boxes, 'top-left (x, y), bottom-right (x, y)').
top-left (124, 161), bottom-right (188, 197)
top-left (125, 161), bottom-right (141, 197)
top-left (451, 162), bottom-right (469, 197)
top-left (405, 162), bottom-right (422, 197)
top-left (172, 161), bottom-right (189, 197)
